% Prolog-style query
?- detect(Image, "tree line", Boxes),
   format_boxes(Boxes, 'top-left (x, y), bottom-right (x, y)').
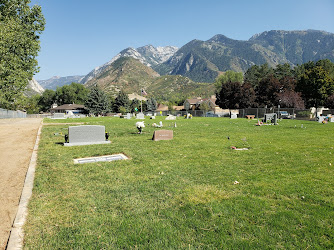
top-left (25, 84), bottom-right (158, 115)
top-left (216, 59), bottom-right (334, 110)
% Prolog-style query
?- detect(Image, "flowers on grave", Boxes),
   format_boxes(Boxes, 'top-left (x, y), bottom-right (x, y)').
top-left (135, 121), bottom-right (145, 134)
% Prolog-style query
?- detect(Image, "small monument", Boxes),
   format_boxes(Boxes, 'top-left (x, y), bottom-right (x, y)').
top-left (64, 125), bottom-right (111, 146)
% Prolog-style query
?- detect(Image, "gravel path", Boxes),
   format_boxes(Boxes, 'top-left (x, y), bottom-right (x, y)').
top-left (0, 118), bottom-right (42, 249)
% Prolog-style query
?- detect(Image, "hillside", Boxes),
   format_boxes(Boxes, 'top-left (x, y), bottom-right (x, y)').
top-left (84, 57), bottom-right (160, 93)
top-left (84, 57), bottom-right (215, 99)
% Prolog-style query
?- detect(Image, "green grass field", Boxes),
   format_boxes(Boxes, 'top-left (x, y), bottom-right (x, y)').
top-left (24, 117), bottom-right (333, 249)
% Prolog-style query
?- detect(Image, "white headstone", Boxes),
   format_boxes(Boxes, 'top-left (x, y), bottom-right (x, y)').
top-left (136, 113), bottom-right (145, 119)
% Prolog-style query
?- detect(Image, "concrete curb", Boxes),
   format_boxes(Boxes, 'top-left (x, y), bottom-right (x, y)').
top-left (6, 121), bottom-right (43, 250)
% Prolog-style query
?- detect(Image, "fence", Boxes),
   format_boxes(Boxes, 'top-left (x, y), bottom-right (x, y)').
top-left (0, 108), bottom-right (27, 119)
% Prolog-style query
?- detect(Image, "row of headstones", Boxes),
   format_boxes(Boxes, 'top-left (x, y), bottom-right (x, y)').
top-left (64, 125), bottom-right (173, 146)
top-left (49, 113), bottom-right (86, 119)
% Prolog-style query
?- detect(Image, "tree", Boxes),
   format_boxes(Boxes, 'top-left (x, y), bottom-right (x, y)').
top-left (38, 89), bottom-right (56, 111)
top-left (215, 70), bottom-right (243, 91)
top-left (239, 82), bottom-right (256, 108)
top-left (55, 82), bottom-right (89, 105)
top-left (244, 63), bottom-right (274, 89)
top-left (255, 75), bottom-right (282, 107)
top-left (216, 81), bottom-right (256, 109)
top-left (296, 66), bottom-right (334, 108)
top-left (20, 94), bottom-right (41, 114)
top-left (277, 90), bottom-right (305, 109)
top-left (216, 82), bottom-right (243, 109)
top-left (325, 94), bottom-right (334, 108)
top-left (130, 98), bottom-right (140, 112)
top-left (146, 97), bottom-right (157, 112)
top-left (274, 63), bottom-right (293, 80)
top-left (113, 90), bottom-right (130, 113)
top-left (0, 0), bottom-right (45, 109)
top-left (85, 86), bottom-right (110, 115)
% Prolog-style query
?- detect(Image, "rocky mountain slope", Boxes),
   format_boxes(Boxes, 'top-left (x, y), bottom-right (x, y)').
top-left (38, 75), bottom-right (84, 90)
top-left (80, 45), bottom-right (178, 84)
top-left (155, 30), bottom-right (334, 82)
top-left (24, 78), bottom-right (44, 97)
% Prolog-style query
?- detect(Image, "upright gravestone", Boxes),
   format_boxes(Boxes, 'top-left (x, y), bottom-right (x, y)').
top-left (152, 130), bottom-right (173, 141)
top-left (264, 113), bottom-right (277, 124)
top-left (125, 113), bottom-right (131, 119)
top-left (230, 113), bottom-right (237, 119)
top-left (64, 125), bottom-right (111, 146)
top-left (136, 113), bottom-right (145, 119)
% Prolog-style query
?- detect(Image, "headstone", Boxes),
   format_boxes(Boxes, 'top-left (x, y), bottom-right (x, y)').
top-left (230, 113), bottom-right (237, 119)
top-left (64, 125), bottom-right (111, 146)
top-left (152, 130), bottom-right (173, 141)
top-left (125, 113), bottom-right (131, 119)
top-left (136, 113), bottom-right (145, 119)
top-left (264, 113), bottom-right (277, 124)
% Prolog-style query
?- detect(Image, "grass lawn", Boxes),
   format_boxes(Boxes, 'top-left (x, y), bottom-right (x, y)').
top-left (24, 117), bottom-right (333, 249)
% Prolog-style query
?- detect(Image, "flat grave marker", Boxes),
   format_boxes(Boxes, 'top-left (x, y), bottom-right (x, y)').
top-left (74, 153), bottom-right (128, 164)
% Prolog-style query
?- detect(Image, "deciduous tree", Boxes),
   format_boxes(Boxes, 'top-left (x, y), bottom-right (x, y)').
top-left (0, 0), bottom-right (45, 109)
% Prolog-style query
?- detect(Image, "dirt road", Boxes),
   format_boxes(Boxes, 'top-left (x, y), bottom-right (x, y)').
top-left (0, 118), bottom-right (42, 249)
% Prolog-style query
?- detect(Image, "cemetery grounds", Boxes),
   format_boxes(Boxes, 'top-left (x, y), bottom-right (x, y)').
top-left (23, 117), bottom-right (333, 248)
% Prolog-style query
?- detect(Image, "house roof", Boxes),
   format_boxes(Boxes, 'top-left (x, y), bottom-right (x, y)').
top-left (50, 104), bottom-right (86, 110)
top-left (173, 106), bottom-right (184, 111)
top-left (185, 97), bottom-right (203, 105)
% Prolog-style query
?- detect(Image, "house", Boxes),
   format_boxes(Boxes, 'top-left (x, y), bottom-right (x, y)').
top-left (50, 104), bottom-right (88, 115)
top-left (183, 97), bottom-right (202, 110)
top-left (183, 96), bottom-right (219, 111)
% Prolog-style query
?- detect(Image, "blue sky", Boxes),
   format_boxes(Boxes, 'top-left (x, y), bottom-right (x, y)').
top-left (31, 0), bottom-right (334, 80)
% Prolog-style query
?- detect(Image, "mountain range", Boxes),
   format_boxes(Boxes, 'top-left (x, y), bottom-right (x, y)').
top-left (38, 29), bottom-right (334, 95)
top-left (38, 75), bottom-right (84, 90)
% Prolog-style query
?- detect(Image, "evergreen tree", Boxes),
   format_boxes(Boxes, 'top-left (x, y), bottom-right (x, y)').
top-left (85, 86), bottom-right (110, 115)
top-left (113, 90), bottom-right (130, 113)
top-left (130, 99), bottom-right (140, 113)
top-left (0, 0), bottom-right (45, 109)
top-left (146, 97), bottom-right (157, 111)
